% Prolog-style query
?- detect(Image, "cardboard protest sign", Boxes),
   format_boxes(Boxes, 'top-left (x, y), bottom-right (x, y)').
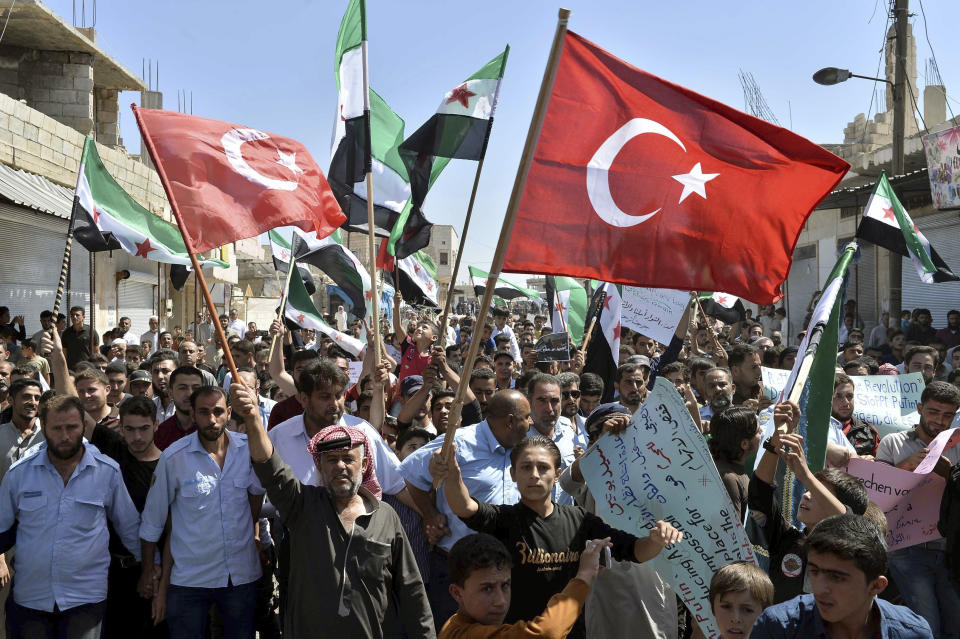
top-left (580, 377), bottom-right (755, 639)
top-left (620, 287), bottom-right (688, 347)
top-left (535, 332), bottom-right (571, 362)
top-left (845, 428), bottom-right (960, 550)
top-left (849, 373), bottom-right (923, 438)
top-left (761, 366), bottom-right (790, 402)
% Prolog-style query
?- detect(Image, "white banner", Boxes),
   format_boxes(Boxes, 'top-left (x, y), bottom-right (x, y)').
top-left (620, 287), bottom-right (688, 347)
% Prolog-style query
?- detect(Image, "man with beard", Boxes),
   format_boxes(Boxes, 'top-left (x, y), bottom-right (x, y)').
top-left (831, 373), bottom-right (879, 458)
top-left (876, 381), bottom-right (960, 638)
top-left (936, 310), bottom-right (960, 349)
top-left (465, 368), bottom-right (496, 427)
top-left (728, 344), bottom-right (762, 408)
top-left (0, 394), bottom-right (141, 636)
top-left (700, 368), bottom-right (735, 424)
top-left (904, 345), bottom-right (938, 385)
top-left (149, 350), bottom-right (178, 422)
top-left (230, 384), bottom-right (434, 638)
top-left (0, 378), bottom-right (43, 479)
top-left (614, 363), bottom-right (648, 413)
top-left (139, 386), bottom-right (264, 639)
top-left (91, 395), bottom-right (166, 638)
top-left (557, 372), bottom-right (586, 438)
top-left (153, 366), bottom-right (205, 451)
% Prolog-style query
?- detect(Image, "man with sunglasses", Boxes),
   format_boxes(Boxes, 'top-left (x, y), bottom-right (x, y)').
top-left (557, 372), bottom-right (587, 449)
top-left (525, 373), bottom-right (581, 506)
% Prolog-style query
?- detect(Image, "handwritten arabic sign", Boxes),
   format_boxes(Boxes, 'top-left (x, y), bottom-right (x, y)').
top-left (850, 373), bottom-right (923, 439)
top-left (580, 377), bottom-right (755, 639)
top-left (844, 428), bottom-right (960, 551)
top-left (922, 125), bottom-right (960, 209)
top-left (620, 287), bottom-right (689, 347)
top-left (761, 367), bottom-right (790, 402)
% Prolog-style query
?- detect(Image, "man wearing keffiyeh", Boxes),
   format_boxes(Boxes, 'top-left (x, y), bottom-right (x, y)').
top-left (229, 384), bottom-right (435, 639)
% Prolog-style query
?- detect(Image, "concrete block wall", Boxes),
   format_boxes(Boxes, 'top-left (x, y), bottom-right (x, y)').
top-left (18, 50), bottom-right (94, 135)
top-left (94, 87), bottom-right (118, 146)
top-left (0, 92), bottom-right (169, 219)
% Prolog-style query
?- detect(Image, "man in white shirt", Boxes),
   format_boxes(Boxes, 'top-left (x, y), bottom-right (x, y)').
top-left (227, 309), bottom-right (247, 339)
top-left (334, 306), bottom-right (348, 332)
top-left (138, 317), bottom-right (160, 355)
top-left (118, 317), bottom-right (140, 347)
top-left (490, 308), bottom-right (520, 362)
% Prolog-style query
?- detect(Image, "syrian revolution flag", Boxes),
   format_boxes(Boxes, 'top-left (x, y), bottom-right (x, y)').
top-left (856, 173), bottom-right (959, 283)
top-left (468, 266), bottom-right (540, 300)
top-left (502, 32), bottom-right (849, 304)
top-left (267, 229), bottom-right (318, 295)
top-left (392, 48), bottom-right (509, 258)
top-left (583, 282), bottom-right (621, 403)
top-left (397, 251), bottom-right (440, 307)
top-left (280, 226), bottom-right (373, 320)
top-left (71, 135), bottom-right (227, 270)
top-left (285, 265), bottom-right (365, 357)
top-left (546, 276), bottom-right (588, 345)
top-left (697, 292), bottom-right (746, 325)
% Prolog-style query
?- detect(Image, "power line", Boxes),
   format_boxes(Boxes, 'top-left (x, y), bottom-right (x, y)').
top-left (916, 0), bottom-right (957, 123)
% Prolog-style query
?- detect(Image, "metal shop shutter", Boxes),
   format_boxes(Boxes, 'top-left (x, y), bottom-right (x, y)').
top-left (0, 204), bottom-right (90, 333)
top-left (901, 210), bottom-right (960, 326)
top-left (117, 279), bottom-right (155, 340)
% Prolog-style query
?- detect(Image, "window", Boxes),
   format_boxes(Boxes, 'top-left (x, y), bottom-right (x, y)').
top-left (440, 252), bottom-right (449, 265)
top-left (794, 244), bottom-right (816, 260)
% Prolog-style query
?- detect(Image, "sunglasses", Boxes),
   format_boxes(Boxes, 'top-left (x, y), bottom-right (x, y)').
top-left (561, 390), bottom-right (581, 400)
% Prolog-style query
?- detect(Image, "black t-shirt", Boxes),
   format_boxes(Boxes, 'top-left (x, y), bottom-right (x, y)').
top-left (460, 399), bottom-right (482, 428)
top-left (464, 501), bottom-right (638, 639)
top-left (61, 324), bottom-right (99, 370)
top-left (747, 475), bottom-right (807, 603)
top-left (92, 424), bottom-right (160, 561)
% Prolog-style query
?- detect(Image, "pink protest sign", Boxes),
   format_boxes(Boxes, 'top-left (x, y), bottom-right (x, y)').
top-left (845, 428), bottom-right (960, 550)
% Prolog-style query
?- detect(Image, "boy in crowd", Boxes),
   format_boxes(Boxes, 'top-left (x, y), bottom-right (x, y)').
top-left (748, 401), bottom-right (869, 603)
top-left (752, 514), bottom-right (932, 638)
top-left (709, 561), bottom-right (773, 639)
top-left (438, 533), bottom-right (611, 639)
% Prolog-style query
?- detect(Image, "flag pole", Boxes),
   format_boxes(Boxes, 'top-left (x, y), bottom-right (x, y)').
top-left (437, 7), bottom-right (571, 476)
top-left (89, 252), bottom-right (96, 354)
top-left (360, 0), bottom-right (382, 369)
top-left (437, 119), bottom-right (496, 347)
top-left (270, 254), bottom-right (298, 354)
top-left (130, 103), bottom-right (243, 384)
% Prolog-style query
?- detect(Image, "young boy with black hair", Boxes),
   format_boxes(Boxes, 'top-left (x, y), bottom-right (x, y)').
top-left (439, 532), bottom-right (611, 639)
top-left (748, 401), bottom-right (869, 603)
top-left (753, 514), bottom-right (932, 638)
top-left (430, 434), bottom-right (682, 639)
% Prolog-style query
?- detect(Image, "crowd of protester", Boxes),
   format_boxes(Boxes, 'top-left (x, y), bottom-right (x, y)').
top-left (0, 290), bottom-right (956, 638)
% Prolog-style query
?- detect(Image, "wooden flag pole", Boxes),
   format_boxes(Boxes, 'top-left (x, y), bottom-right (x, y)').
top-left (436, 7), bottom-right (571, 476)
top-left (130, 103), bottom-right (242, 384)
top-left (437, 122), bottom-right (495, 347)
top-left (89, 252), bottom-right (96, 355)
top-left (360, 11), bottom-right (382, 369)
top-left (270, 254), bottom-right (298, 354)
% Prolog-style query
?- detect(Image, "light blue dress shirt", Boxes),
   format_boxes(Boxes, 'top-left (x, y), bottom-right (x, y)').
top-left (140, 431), bottom-right (265, 588)
top-left (0, 442), bottom-right (141, 612)
top-left (400, 420), bottom-right (519, 551)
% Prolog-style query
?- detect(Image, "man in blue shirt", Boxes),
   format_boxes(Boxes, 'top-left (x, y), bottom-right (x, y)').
top-left (400, 389), bottom-right (531, 628)
top-left (0, 394), bottom-right (141, 637)
top-left (139, 385), bottom-right (264, 639)
top-left (752, 513), bottom-right (932, 638)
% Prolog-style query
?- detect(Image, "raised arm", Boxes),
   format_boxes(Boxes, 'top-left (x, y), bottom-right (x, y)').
top-left (393, 293), bottom-right (407, 343)
top-left (754, 401), bottom-right (799, 486)
top-left (39, 329), bottom-right (75, 396)
top-left (429, 443), bottom-right (478, 519)
top-left (779, 432), bottom-right (846, 518)
top-left (268, 319), bottom-right (297, 397)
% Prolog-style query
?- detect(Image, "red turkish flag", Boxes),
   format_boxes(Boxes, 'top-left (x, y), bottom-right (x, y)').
top-left (503, 33), bottom-right (849, 304)
top-left (132, 107), bottom-right (345, 253)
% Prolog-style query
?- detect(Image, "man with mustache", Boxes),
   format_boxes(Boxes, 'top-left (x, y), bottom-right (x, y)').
top-left (139, 386), bottom-right (265, 639)
top-left (876, 381), bottom-right (960, 638)
top-left (0, 394), bottom-right (141, 636)
top-left (230, 382), bottom-right (434, 639)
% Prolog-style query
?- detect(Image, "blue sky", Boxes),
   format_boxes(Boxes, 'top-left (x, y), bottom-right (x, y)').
top-left (45, 0), bottom-right (960, 285)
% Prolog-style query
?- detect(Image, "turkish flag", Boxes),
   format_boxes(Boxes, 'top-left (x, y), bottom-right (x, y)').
top-left (503, 33), bottom-right (849, 304)
top-left (132, 106), bottom-right (345, 254)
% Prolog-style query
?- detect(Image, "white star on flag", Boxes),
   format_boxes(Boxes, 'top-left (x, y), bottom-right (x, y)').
top-left (276, 150), bottom-right (305, 175)
top-left (672, 162), bottom-right (719, 203)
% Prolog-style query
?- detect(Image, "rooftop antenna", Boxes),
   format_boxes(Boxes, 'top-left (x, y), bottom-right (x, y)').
top-left (738, 69), bottom-right (781, 125)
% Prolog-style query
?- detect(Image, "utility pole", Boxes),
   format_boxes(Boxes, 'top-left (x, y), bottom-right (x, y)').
top-left (889, 0), bottom-right (908, 317)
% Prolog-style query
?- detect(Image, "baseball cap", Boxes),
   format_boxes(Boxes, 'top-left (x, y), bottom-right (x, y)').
top-left (400, 375), bottom-right (424, 397)
top-left (129, 370), bottom-right (151, 384)
top-left (625, 354), bottom-right (651, 368)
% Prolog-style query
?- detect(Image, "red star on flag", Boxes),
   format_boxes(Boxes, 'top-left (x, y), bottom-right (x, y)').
top-left (134, 238), bottom-right (155, 258)
top-left (334, 334), bottom-right (342, 342)
top-left (92, 205), bottom-right (102, 223)
top-left (715, 295), bottom-right (728, 304)
top-left (602, 295), bottom-right (612, 311)
top-left (555, 301), bottom-right (566, 313)
top-left (280, 249), bottom-right (289, 260)
top-left (364, 290), bottom-right (373, 301)
top-left (426, 282), bottom-right (434, 292)
top-left (612, 323), bottom-right (621, 340)
top-left (296, 313), bottom-right (305, 324)
top-left (445, 84), bottom-right (476, 108)
top-left (413, 264), bottom-right (421, 275)
top-left (881, 207), bottom-right (896, 222)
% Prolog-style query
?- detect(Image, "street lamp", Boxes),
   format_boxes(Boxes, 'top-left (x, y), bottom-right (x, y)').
top-left (812, 67), bottom-right (892, 87)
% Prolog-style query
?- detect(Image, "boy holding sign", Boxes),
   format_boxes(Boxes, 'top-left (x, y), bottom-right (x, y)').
top-left (429, 435), bottom-right (682, 639)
